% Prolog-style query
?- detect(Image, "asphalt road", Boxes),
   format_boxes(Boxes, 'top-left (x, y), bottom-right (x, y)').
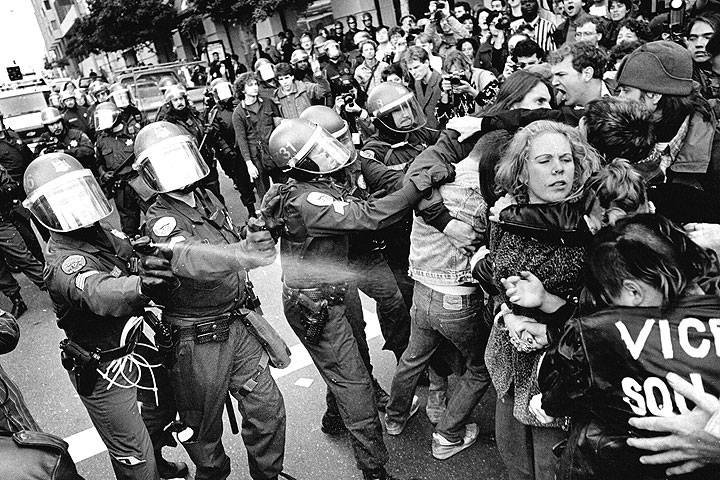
top-left (2, 172), bottom-right (507, 480)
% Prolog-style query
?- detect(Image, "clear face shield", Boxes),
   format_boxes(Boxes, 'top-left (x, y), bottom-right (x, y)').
top-left (23, 169), bottom-right (112, 232)
top-left (93, 108), bottom-right (119, 131)
top-left (111, 89), bottom-right (131, 108)
top-left (133, 136), bottom-right (210, 193)
top-left (376, 92), bottom-right (427, 132)
top-left (258, 63), bottom-right (275, 81)
top-left (290, 126), bottom-right (353, 174)
top-left (333, 121), bottom-right (355, 153)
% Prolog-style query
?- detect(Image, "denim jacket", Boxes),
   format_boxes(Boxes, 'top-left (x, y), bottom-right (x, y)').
top-left (409, 157), bottom-right (486, 285)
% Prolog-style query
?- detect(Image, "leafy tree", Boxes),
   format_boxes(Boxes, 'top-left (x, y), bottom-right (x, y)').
top-left (189, 0), bottom-right (309, 30)
top-left (66, 0), bottom-right (179, 61)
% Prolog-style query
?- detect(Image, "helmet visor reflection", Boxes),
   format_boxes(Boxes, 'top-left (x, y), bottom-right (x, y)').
top-left (94, 109), bottom-right (118, 131)
top-left (135, 136), bottom-right (209, 193)
top-left (215, 83), bottom-right (233, 101)
top-left (292, 126), bottom-right (353, 174)
top-left (111, 89), bottom-right (131, 108)
top-left (24, 170), bottom-right (112, 232)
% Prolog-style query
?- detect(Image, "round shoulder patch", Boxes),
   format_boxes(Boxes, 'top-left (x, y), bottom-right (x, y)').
top-left (61, 255), bottom-right (87, 275)
top-left (359, 150), bottom-right (375, 160)
top-left (306, 192), bottom-right (334, 207)
top-left (152, 217), bottom-right (177, 237)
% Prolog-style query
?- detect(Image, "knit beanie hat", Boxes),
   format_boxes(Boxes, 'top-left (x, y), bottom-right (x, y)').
top-left (616, 41), bottom-right (693, 95)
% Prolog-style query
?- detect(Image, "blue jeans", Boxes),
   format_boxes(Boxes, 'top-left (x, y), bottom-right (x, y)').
top-left (386, 281), bottom-right (491, 442)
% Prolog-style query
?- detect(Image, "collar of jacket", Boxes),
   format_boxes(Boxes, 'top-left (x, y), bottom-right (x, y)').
top-left (49, 222), bottom-right (126, 255)
top-left (276, 81), bottom-right (306, 99)
top-left (156, 192), bottom-right (204, 224)
top-left (498, 197), bottom-right (594, 246)
top-left (672, 110), bottom-right (716, 174)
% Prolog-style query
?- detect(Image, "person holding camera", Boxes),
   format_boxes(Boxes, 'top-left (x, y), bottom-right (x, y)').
top-left (437, 51), bottom-right (499, 127)
top-left (354, 40), bottom-right (389, 99)
top-left (424, 1), bottom-right (471, 55)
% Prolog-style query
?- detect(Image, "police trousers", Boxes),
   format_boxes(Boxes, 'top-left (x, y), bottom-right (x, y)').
top-left (169, 315), bottom-right (286, 480)
top-left (0, 222), bottom-right (45, 296)
top-left (282, 286), bottom-right (389, 472)
top-left (70, 363), bottom-right (159, 480)
top-left (350, 251), bottom-right (411, 360)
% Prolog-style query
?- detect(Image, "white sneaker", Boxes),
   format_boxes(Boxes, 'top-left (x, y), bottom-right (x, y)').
top-left (384, 395), bottom-right (420, 436)
top-left (431, 423), bottom-right (479, 460)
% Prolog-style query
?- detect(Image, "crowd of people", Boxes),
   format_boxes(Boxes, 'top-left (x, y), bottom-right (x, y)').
top-left (3, 0), bottom-right (720, 479)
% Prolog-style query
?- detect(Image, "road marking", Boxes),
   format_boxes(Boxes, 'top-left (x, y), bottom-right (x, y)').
top-left (65, 308), bottom-right (381, 464)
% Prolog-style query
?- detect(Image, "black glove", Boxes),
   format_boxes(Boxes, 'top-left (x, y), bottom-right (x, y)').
top-left (139, 256), bottom-right (177, 303)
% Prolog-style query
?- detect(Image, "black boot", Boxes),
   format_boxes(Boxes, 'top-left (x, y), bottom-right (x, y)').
top-left (9, 292), bottom-right (27, 318)
top-left (363, 467), bottom-right (421, 480)
top-left (321, 410), bottom-right (348, 435)
top-left (373, 377), bottom-right (390, 411)
top-left (156, 450), bottom-right (189, 480)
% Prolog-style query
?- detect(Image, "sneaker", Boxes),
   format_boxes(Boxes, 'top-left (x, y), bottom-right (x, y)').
top-left (384, 395), bottom-right (420, 436)
top-left (432, 423), bottom-right (479, 460)
top-left (373, 377), bottom-right (390, 411)
top-left (425, 390), bottom-right (447, 425)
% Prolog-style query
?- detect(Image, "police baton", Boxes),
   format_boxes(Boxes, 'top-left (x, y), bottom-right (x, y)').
top-left (225, 392), bottom-right (239, 434)
top-left (198, 106), bottom-right (220, 152)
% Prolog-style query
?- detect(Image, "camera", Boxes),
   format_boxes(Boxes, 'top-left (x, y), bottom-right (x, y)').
top-left (343, 93), bottom-right (356, 108)
top-left (495, 15), bottom-right (511, 31)
top-left (443, 73), bottom-right (466, 86)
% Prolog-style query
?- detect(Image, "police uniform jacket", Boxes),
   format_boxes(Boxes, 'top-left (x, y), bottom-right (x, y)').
top-left (0, 130), bottom-right (33, 186)
top-left (210, 101), bottom-right (237, 158)
top-left (44, 224), bottom-right (149, 351)
top-left (278, 176), bottom-right (422, 288)
top-left (0, 165), bottom-right (21, 222)
top-left (95, 131), bottom-right (135, 180)
top-left (538, 295), bottom-right (720, 479)
top-left (145, 190), bottom-right (248, 320)
top-left (36, 128), bottom-right (95, 172)
top-left (63, 106), bottom-right (92, 137)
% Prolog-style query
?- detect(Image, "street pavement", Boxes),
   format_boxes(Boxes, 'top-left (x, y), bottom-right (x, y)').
top-left (2, 172), bottom-right (507, 480)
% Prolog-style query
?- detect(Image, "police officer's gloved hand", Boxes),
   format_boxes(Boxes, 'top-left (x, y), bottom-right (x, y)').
top-left (240, 230), bottom-right (277, 269)
top-left (139, 256), bottom-right (177, 303)
top-left (259, 184), bottom-right (284, 239)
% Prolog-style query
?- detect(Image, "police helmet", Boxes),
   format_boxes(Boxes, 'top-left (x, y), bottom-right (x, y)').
top-left (109, 83), bottom-right (133, 108)
top-left (60, 89), bottom-right (75, 105)
top-left (163, 84), bottom-right (187, 104)
top-left (157, 76), bottom-right (178, 94)
top-left (93, 102), bottom-right (121, 131)
top-left (132, 121), bottom-right (209, 193)
top-left (91, 81), bottom-right (111, 99)
top-left (290, 49), bottom-right (310, 66)
top-left (366, 82), bottom-right (426, 133)
top-left (299, 105), bottom-right (354, 153)
top-left (23, 153), bottom-right (112, 232)
top-left (268, 119), bottom-right (353, 174)
top-left (210, 79), bottom-right (234, 102)
top-left (40, 107), bottom-right (63, 125)
top-left (48, 92), bottom-right (61, 108)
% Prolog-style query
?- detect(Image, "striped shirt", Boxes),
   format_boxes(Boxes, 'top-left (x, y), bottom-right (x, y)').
top-left (511, 16), bottom-right (557, 54)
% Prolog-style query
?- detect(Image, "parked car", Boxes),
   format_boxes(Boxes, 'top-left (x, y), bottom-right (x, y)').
top-left (114, 61), bottom-right (207, 120)
top-left (0, 84), bottom-right (51, 150)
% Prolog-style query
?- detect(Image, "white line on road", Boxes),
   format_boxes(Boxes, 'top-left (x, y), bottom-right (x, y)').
top-left (65, 308), bottom-right (381, 464)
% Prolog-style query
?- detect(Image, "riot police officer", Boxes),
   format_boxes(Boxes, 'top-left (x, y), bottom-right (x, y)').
top-left (24, 152), bottom-right (179, 480)
top-left (206, 79), bottom-right (241, 196)
top-left (0, 110), bottom-right (47, 262)
top-left (156, 85), bottom-right (224, 201)
top-left (267, 118), bottom-right (450, 480)
top-left (36, 107), bottom-right (96, 173)
top-left (60, 89), bottom-right (93, 139)
top-left (87, 81), bottom-right (111, 132)
top-left (135, 122), bottom-right (288, 480)
top-left (109, 83), bottom-right (146, 131)
top-left (361, 83), bottom-right (441, 308)
top-left (94, 102), bottom-right (142, 236)
top-left (0, 163), bottom-right (46, 318)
